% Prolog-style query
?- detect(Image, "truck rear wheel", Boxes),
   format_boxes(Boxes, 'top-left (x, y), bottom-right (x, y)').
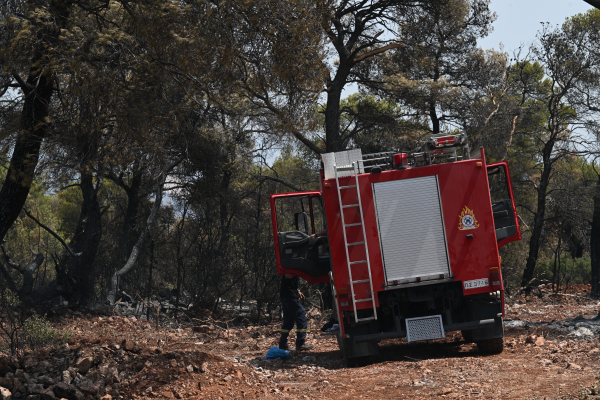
top-left (461, 330), bottom-right (473, 343)
top-left (476, 337), bottom-right (504, 354)
top-left (336, 333), bottom-right (378, 367)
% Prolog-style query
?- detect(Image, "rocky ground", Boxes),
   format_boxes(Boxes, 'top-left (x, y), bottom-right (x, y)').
top-left (2, 284), bottom-right (600, 399)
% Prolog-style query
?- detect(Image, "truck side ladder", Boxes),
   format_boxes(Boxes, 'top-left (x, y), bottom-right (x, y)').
top-left (334, 162), bottom-right (378, 323)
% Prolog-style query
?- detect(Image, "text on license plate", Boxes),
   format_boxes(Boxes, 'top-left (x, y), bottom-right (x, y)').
top-left (464, 278), bottom-right (489, 290)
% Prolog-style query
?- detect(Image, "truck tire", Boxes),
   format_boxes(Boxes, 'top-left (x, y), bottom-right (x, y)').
top-left (476, 337), bottom-right (504, 354)
top-left (461, 330), bottom-right (473, 343)
top-left (336, 333), bottom-right (376, 367)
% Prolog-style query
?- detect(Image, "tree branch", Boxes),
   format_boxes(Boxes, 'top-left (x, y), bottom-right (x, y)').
top-left (353, 43), bottom-right (402, 63)
top-left (10, 71), bottom-right (32, 93)
top-left (0, 260), bottom-right (19, 293)
top-left (258, 176), bottom-right (307, 192)
top-left (22, 207), bottom-right (81, 258)
top-left (583, 0), bottom-right (600, 11)
top-left (0, 241), bottom-right (23, 273)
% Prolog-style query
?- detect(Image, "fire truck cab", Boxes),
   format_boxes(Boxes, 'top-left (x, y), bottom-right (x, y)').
top-left (270, 135), bottom-right (521, 365)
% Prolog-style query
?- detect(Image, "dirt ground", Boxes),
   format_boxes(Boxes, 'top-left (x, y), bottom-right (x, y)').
top-left (2, 285), bottom-right (600, 400)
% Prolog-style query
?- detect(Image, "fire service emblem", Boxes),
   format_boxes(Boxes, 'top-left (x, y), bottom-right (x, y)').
top-left (458, 206), bottom-right (479, 230)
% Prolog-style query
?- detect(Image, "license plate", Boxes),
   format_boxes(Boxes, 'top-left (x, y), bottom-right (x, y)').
top-left (464, 278), bottom-right (489, 289)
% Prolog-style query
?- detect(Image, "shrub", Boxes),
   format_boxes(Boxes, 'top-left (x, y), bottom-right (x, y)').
top-left (22, 315), bottom-right (70, 351)
top-left (0, 288), bottom-right (24, 355)
top-left (0, 289), bottom-right (70, 355)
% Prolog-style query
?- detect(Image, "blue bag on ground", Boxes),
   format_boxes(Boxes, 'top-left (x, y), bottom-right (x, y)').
top-left (266, 346), bottom-right (292, 360)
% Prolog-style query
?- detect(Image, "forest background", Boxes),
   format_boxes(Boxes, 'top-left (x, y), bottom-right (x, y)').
top-left (1, 0), bottom-right (600, 322)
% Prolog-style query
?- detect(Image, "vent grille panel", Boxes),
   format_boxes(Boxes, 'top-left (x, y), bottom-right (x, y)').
top-left (406, 315), bottom-right (445, 342)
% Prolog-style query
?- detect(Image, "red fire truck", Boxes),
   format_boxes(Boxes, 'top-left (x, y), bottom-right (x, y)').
top-left (270, 134), bottom-right (521, 364)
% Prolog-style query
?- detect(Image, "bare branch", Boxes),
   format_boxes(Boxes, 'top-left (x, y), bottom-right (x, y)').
top-left (583, 0), bottom-right (600, 9)
top-left (10, 71), bottom-right (32, 93)
top-left (258, 176), bottom-right (307, 192)
top-left (0, 260), bottom-right (19, 293)
top-left (353, 43), bottom-right (402, 64)
top-left (22, 207), bottom-right (81, 258)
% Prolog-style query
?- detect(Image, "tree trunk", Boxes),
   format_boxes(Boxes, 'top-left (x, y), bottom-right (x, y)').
top-left (591, 174), bottom-right (600, 298)
top-left (324, 63), bottom-right (353, 153)
top-left (429, 101), bottom-right (440, 134)
top-left (56, 171), bottom-right (103, 307)
top-left (0, 0), bottom-right (71, 242)
top-left (521, 144), bottom-right (554, 288)
top-left (145, 238), bottom-right (154, 321)
top-left (107, 174), bottom-right (167, 304)
top-left (121, 170), bottom-right (143, 244)
top-left (20, 253), bottom-right (45, 296)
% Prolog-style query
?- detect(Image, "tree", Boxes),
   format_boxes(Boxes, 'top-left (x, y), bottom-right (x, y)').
top-left (1, 0), bottom-right (214, 304)
top-left (328, 93), bottom-right (427, 153)
top-left (0, 0), bottom-right (75, 243)
top-left (518, 16), bottom-right (600, 287)
top-left (373, 0), bottom-right (501, 138)
top-left (563, 8), bottom-right (600, 296)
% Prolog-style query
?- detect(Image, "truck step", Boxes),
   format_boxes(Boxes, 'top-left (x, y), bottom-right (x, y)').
top-left (347, 241), bottom-right (365, 246)
top-left (339, 185), bottom-right (357, 189)
top-left (349, 260), bottom-right (367, 265)
top-left (352, 279), bottom-right (371, 284)
top-left (355, 298), bottom-right (373, 303)
top-left (342, 204), bottom-right (359, 208)
top-left (345, 223), bottom-right (362, 227)
top-left (357, 317), bottom-right (376, 322)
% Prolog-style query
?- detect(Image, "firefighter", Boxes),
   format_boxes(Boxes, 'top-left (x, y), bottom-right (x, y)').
top-left (319, 283), bottom-right (339, 334)
top-left (279, 274), bottom-right (314, 351)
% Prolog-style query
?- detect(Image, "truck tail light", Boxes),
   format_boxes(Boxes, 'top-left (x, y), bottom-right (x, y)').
top-left (393, 153), bottom-right (408, 168)
top-left (490, 267), bottom-right (501, 289)
top-left (338, 287), bottom-right (350, 308)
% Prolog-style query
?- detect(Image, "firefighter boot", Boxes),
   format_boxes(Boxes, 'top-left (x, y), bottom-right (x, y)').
top-left (279, 330), bottom-right (290, 350)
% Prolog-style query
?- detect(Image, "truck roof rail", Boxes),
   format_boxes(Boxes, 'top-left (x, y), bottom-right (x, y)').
top-left (321, 133), bottom-right (470, 179)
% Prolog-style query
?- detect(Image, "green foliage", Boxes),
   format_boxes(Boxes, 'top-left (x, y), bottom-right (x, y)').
top-left (0, 287), bottom-right (19, 308)
top-left (378, 0), bottom-right (501, 135)
top-left (0, 288), bottom-right (24, 356)
top-left (338, 93), bottom-right (427, 153)
top-left (0, 289), bottom-right (69, 355)
top-left (0, 0), bottom-right (599, 315)
top-left (538, 255), bottom-right (592, 287)
top-left (22, 315), bottom-right (70, 351)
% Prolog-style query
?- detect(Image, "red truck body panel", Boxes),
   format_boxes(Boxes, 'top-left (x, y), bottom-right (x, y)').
top-left (270, 143), bottom-right (521, 357)
top-left (323, 155), bottom-right (507, 313)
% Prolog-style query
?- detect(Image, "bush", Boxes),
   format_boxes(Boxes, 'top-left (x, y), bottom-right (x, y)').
top-left (22, 315), bottom-right (70, 351)
top-left (539, 255), bottom-right (591, 290)
top-left (0, 288), bottom-right (25, 355)
top-left (0, 289), bottom-right (70, 355)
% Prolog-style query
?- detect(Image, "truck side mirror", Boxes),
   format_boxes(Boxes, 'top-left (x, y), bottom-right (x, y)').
top-left (294, 212), bottom-right (309, 235)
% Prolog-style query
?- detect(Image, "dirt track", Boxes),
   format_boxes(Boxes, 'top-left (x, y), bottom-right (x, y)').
top-left (2, 285), bottom-right (600, 399)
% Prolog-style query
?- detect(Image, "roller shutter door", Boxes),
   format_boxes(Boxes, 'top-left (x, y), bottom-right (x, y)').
top-left (372, 175), bottom-right (450, 281)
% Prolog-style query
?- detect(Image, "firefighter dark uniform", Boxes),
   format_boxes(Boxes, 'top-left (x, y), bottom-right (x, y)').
top-left (279, 275), bottom-right (311, 350)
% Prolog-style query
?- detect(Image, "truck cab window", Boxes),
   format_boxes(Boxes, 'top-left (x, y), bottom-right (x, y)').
top-left (487, 164), bottom-right (518, 243)
top-left (310, 196), bottom-right (329, 257)
top-left (274, 194), bottom-right (331, 278)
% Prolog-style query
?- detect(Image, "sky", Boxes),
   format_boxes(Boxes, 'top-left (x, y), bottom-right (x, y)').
top-left (478, 0), bottom-right (595, 53)
top-left (341, 1), bottom-right (596, 97)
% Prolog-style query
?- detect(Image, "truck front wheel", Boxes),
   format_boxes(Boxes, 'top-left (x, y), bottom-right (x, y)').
top-left (476, 337), bottom-right (504, 354)
top-left (336, 333), bottom-right (378, 367)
